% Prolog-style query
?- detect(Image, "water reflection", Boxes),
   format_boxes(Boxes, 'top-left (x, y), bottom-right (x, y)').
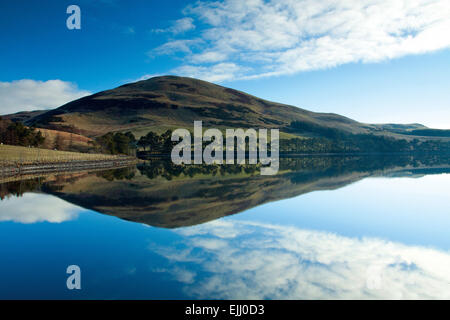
top-left (0, 193), bottom-right (79, 223)
top-left (1, 154), bottom-right (449, 228)
top-left (0, 155), bottom-right (449, 299)
top-left (155, 219), bottom-right (450, 299)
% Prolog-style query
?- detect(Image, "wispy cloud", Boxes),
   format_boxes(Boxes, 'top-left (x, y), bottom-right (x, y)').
top-left (133, 73), bottom-right (163, 82)
top-left (152, 17), bottom-right (196, 35)
top-left (150, 39), bottom-right (204, 56)
top-left (172, 62), bottom-right (246, 82)
top-left (0, 79), bottom-right (90, 115)
top-left (151, 0), bottom-right (450, 82)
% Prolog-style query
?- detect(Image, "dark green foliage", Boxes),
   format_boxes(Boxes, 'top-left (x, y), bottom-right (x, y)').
top-left (137, 159), bottom-right (260, 180)
top-left (0, 121), bottom-right (45, 147)
top-left (286, 121), bottom-right (450, 154)
top-left (136, 123), bottom-right (450, 156)
top-left (280, 135), bottom-right (411, 153)
top-left (289, 120), bottom-right (345, 139)
top-left (137, 130), bottom-right (174, 154)
top-left (402, 129), bottom-right (450, 137)
top-left (96, 131), bottom-right (136, 155)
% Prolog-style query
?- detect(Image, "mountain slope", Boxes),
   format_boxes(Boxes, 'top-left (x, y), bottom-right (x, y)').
top-left (20, 75), bottom-right (450, 156)
top-left (25, 76), bottom-right (399, 138)
top-left (2, 110), bottom-right (47, 123)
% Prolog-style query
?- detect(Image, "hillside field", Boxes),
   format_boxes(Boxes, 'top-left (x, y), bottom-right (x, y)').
top-left (0, 144), bottom-right (123, 166)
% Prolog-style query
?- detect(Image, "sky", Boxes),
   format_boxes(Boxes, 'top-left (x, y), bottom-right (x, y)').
top-left (0, 0), bottom-right (449, 128)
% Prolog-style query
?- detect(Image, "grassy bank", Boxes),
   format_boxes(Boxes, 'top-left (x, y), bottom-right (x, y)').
top-left (0, 144), bottom-right (129, 166)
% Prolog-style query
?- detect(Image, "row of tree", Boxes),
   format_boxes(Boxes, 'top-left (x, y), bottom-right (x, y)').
top-left (286, 121), bottom-right (450, 154)
top-left (3, 117), bottom-right (448, 157)
top-left (0, 120), bottom-right (45, 147)
top-left (95, 131), bottom-right (137, 155)
top-left (137, 130), bottom-right (174, 154)
top-left (285, 134), bottom-right (450, 154)
top-left (137, 159), bottom-right (261, 180)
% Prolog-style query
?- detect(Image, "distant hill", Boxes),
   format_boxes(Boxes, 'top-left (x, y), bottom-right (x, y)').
top-left (21, 76), bottom-right (421, 137)
top-left (3, 75), bottom-right (448, 154)
top-left (374, 123), bottom-right (428, 131)
top-left (2, 110), bottom-right (47, 123)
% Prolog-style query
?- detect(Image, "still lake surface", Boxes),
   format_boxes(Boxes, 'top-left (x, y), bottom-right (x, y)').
top-left (0, 155), bottom-right (449, 299)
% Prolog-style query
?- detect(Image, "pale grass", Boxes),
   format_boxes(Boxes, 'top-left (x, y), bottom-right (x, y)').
top-left (0, 144), bottom-right (123, 166)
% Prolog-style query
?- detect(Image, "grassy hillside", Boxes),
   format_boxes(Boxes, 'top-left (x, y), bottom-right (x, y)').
top-left (2, 110), bottom-right (47, 123)
top-left (1, 116), bottom-right (97, 153)
top-left (25, 76), bottom-right (398, 138)
top-left (10, 75), bottom-right (449, 154)
top-left (37, 128), bottom-right (95, 153)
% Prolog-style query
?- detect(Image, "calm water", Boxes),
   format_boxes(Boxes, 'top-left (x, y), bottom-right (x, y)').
top-left (0, 156), bottom-right (449, 299)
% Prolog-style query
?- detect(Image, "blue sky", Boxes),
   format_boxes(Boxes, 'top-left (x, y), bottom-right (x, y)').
top-left (0, 0), bottom-right (449, 128)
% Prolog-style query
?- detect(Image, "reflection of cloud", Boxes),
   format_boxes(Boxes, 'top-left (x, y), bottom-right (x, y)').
top-left (156, 220), bottom-right (450, 299)
top-left (0, 193), bottom-right (80, 223)
top-left (178, 220), bottom-right (249, 239)
top-left (154, 267), bottom-right (196, 285)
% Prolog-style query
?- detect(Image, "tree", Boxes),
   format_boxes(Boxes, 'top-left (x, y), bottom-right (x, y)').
top-left (138, 131), bottom-right (161, 153)
top-left (161, 130), bottom-right (174, 153)
top-left (0, 121), bottom-right (46, 147)
top-left (54, 133), bottom-right (64, 150)
top-left (96, 131), bottom-right (137, 155)
top-left (137, 136), bottom-right (148, 151)
top-left (146, 131), bottom-right (161, 152)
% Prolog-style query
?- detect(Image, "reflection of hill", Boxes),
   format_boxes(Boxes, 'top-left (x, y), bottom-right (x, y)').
top-left (2, 155), bottom-right (449, 228)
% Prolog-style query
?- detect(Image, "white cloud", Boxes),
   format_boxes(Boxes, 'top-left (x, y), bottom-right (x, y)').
top-left (172, 62), bottom-right (246, 82)
top-left (172, 18), bottom-right (196, 34)
top-left (153, 0), bottom-right (450, 82)
top-left (152, 17), bottom-right (195, 35)
top-left (190, 50), bottom-right (228, 63)
top-left (156, 219), bottom-right (450, 299)
top-left (0, 79), bottom-right (90, 115)
top-left (0, 193), bottom-right (80, 224)
top-left (151, 39), bottom-right (203, 56)
top-left (133, 73), bottom-right (163, 82)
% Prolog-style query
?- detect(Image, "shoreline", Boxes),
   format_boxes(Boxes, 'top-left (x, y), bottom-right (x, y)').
top-left (137, 151), bottom-right (450, 159)
top-left (0, 144), bottom-right (138, 178)
top-left (0, 158), bottom-right (138, 179)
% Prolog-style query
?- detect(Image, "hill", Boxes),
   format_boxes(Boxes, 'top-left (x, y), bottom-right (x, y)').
top-left (2, 110), bottom-right (47, 123)
top-left (37, 128), bottom-right (95, 153)
top-left (0, 117), bottom-right (96, 153)
top-left (8, 75), bottom-right (450, 154)
top-left (22, 76), bottom-right (417, 137)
